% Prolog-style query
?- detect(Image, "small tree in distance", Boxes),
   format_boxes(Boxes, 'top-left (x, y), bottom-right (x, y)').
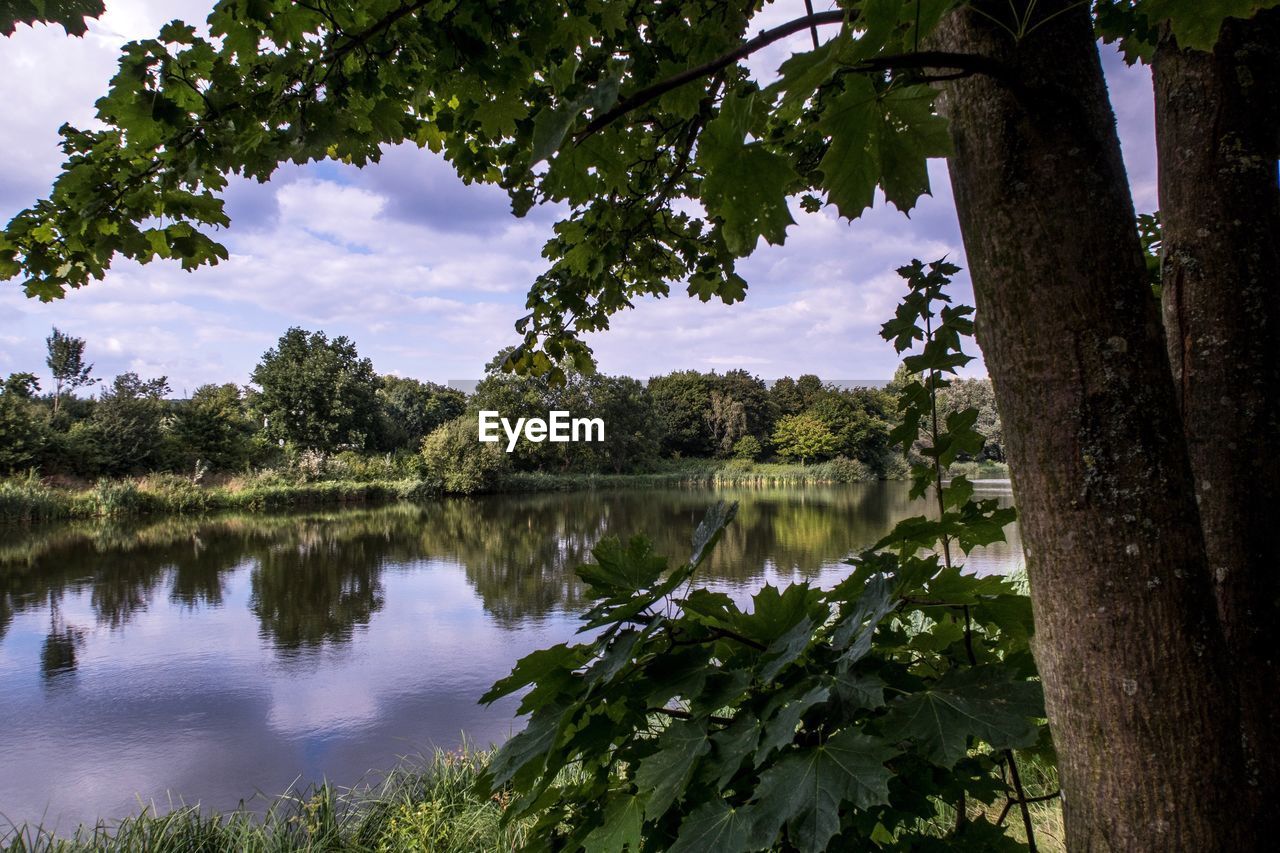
top-left (772, 413), bottom-right (839, 465)
top-left (45, 327), bottom-right (96, 416)
top-left (250, 328), bottom-right (381, 453)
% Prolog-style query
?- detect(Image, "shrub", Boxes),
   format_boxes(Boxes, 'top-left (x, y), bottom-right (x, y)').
top-left (731, 434), bottom-right (763, 461)
top-left (420, 418), bottom-right (508, 495)
top-left (91, 478), bottom-right (145, 516)
top-left (818, 455), bottom-right (872, 483)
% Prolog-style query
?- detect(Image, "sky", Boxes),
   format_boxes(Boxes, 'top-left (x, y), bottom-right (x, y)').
top-left (0, 1), bottom-right (1159, 396)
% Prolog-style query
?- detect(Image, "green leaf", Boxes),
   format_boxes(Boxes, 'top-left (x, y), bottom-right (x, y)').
top-left (1142, 0), bottom-right (1280, 51)
top-left (747, 730), bottom-right (898, 853)
top-left (668, 799), bottom-right (754, 853)
top-left (578, 535), bottom-right (668, 595)
top-left (756, 685), bottom-right (829, 765)
top-left (877, 85), bottom-right (952, 212)
top-left (817, 75), bottom-right (880, 218)
top-left (634, 718), bottom-right (711, 820)
top-left (886, 666), bottom-right (1045, 768)
top-left (690, 500), bottom-right (738, 566)
top-left (701, 144), bottom-right (797, 254)
top-left (582, 794), bottom-right (644, 853)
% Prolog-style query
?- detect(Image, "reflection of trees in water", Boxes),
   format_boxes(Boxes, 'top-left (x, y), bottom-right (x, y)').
top-left (41, 594), bottom-right (86, 682)
top-left (249, 525), bottom-right (386, 655)
top-left (0, 486), bottom-right (1015, 665)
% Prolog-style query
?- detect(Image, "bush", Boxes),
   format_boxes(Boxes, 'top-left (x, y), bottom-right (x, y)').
top-left (816, 455), bottom-right (872, 483)
top-left (137, 474), bottom-right (210, 513)
top-left (731, 434), bottom-right (763, 461)
top-left (420, 417), bottom-right (508, 495)
top-left (91, 478), bottom-right (146, 516)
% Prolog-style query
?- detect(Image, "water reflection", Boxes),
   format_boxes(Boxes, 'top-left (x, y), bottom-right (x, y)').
top-left (0, 483), bottom-right (1020, 828)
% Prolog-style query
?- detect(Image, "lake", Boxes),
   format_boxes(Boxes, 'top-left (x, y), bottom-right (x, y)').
top-left (0, 482), bottom-right (1021, 830)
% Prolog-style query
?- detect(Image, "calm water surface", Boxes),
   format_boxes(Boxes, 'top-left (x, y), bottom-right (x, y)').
top-left (0, 482), bottom-right (1020, 829)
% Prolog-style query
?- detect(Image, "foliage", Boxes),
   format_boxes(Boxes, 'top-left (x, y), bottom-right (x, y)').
top-left (0, 1), bottom-right (104, 37)
top-left (421, 417), bottom-right (509, 495)
top-left (772, 413), bottom-right (840, 465)
top-left (647, 371), bottom-right (716, 458)
top-left (43, 326), bottom-right (96, 416)
top-left (1137, 211), bottom-right (1162, 295)
top-left (250, 328), bottom-right (381, 452)
top-left (0, 373), bottom-right (49, 472)
top-left (483, 260), bottom-right (1045, 851)
top-left (0, 747), bottom-right (533, 853)
top-left (375, 376), bottom-right (466, 452)
top-left (937, 379), bottom-right (1003, 464)
top-left (733, 434), bottom-right (764, 461)
top-left (470, 352), bottom-right (663, 474)
top-left (71, 372), bottom-right (172, 476)
top-left (172, 383), bottom-right (258, 470)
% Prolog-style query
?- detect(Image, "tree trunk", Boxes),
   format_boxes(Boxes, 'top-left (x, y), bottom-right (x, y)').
top-left (1153, 10), bottom-right (1280, 805)
top-left (930, 3), bottom-right (1246, 848)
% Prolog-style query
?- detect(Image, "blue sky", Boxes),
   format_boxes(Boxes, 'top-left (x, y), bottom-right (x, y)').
top-left (0, 1), bottom-right (1158, 395)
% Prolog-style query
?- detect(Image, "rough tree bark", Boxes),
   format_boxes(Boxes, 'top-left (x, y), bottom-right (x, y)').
top-left (1153, 9), bottom-right (1280, 805)
top-left (930, 2), bottom-right (1248, 848)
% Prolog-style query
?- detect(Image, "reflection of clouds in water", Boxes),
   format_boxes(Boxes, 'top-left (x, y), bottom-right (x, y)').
top-left (0, 485), bottom-right (1024, 828)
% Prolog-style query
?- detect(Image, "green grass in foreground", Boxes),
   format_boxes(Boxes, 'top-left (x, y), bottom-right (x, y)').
top-left (1, 747), bottom-right (1060, 853)
top-left (1, 749), bottom-right (529, 853)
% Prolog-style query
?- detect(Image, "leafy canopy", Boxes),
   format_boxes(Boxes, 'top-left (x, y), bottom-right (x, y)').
top-left (2, 0), bottom-right (1270, 380)
top-left (479, 261), bottom-right (1047, 851)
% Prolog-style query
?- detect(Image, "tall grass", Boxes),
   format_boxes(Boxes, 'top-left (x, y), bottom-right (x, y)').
top-left (1, 749), bottom-right (531, 853)
top-left (0, 475), bottom-right (436, 524)
top-left (0, 473), bottom-right (67, 523)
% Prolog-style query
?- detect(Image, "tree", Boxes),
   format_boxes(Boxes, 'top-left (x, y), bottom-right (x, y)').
top-left (808, 387), bottom-right (895, 466)
top-left (1149, 8), bottom-right (1280, 804)
top-left (0, 372), bottom-right (48, 472)
top-left (375, 376), bottom-right (466, 452)
top-left (583, 374), bottom-right (662, 474)
top-left (928, 10), bottom-right (1243, 846)
top-left (77, 372), bottom-right (172, 475)
top-left (420, 416), bottom-right (508, 495)
top-left (44, 326), bottom-right (96, 416)
top-left (648, 371), bottom-right (715, 458)
top-left (2, 0), bottom-right (1275, 845)
top-left (772, 413), bottom-right (839, 465)
top-left (250, 328), bottom-right (381, 452)
top-left (705, 389), bottom-right (748, 457)
top-left (173, 383), bottom-right (257, 470)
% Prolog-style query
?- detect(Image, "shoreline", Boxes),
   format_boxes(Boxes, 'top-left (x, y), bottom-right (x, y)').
top-left (0, 459), bottom-right (1010, 525)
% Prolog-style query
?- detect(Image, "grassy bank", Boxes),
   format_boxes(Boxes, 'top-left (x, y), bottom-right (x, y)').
top-left (0, 472), bottom-right (434, 524)
top-left (0, 458), bottom-right (1009, 524)
top-left (2, 746), bottom-right (1059, 853)
top-left (1, 749), bottom-right (528, 853)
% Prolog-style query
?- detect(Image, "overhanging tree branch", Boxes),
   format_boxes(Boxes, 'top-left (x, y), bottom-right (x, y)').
top-left (577, 9), bottom-right (848, 140)
top-left (577, 11), bottom-right (1019, 141)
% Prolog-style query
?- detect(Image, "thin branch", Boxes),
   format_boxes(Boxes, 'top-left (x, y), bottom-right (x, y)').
top-left (321, 0), bottom-right (433, 63)
top-left (578, 9), bottom-right (848, 140)
top-left (802, 0), bottom-right (820, 49)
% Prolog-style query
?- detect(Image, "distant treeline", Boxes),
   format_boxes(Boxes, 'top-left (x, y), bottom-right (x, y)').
top-left (0, 327), bottom-right (1003, 480)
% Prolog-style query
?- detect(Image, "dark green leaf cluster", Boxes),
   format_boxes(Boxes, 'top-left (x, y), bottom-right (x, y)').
top-left (481, 260), bottom-right (1046, 851)
top-left (0, 0), bottom-right (104, 37)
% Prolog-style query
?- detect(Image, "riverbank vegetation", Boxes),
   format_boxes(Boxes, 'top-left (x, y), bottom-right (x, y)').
top-left (0, 329), bottom-right (1003, 522)
top-left (0, 746), bottom-right (1061, 853)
